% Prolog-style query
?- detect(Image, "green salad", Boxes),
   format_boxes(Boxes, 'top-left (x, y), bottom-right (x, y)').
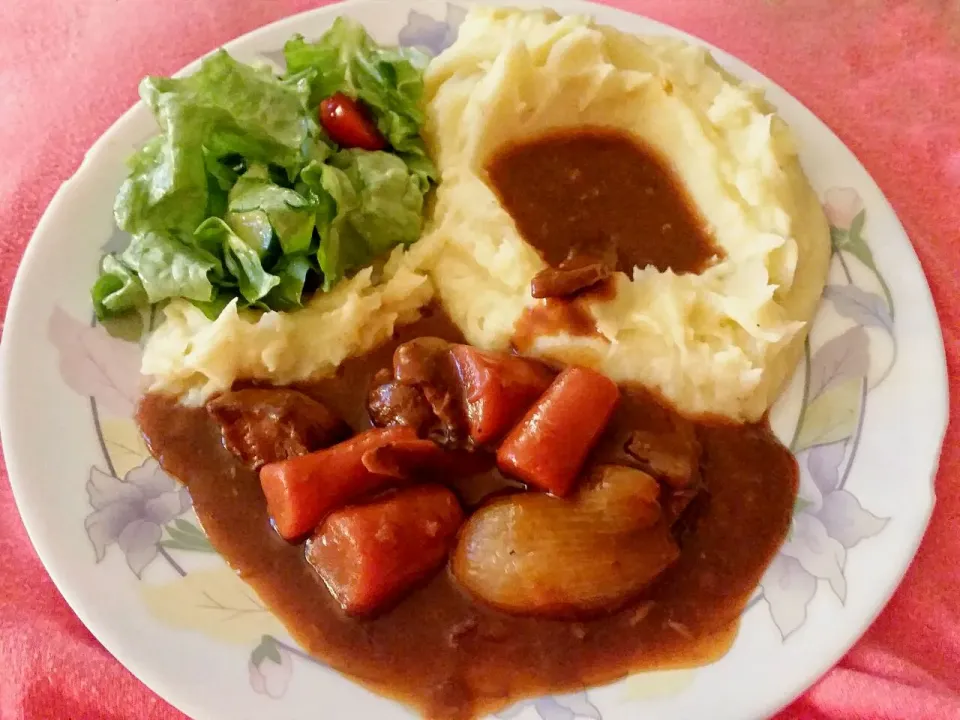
top-left (92, 18), bottom-right (436, 321)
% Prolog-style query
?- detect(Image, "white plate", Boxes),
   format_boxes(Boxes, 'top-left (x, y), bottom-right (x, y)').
top-left (0, 1), bottom-right (948, 719)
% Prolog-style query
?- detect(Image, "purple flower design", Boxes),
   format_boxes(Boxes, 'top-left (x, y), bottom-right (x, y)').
top-left (49, 306), bottom-right (141, 417)
top-left (84, 459), bottom-right (192, 577)
top-left (761, 449), bottom-right (889, 637)
top-left (249, 636), bottom-right (294, 699)
top-left (398, 3), bottom-right (467, 56)
top-left (823, 285), bottom-right (893, 334)
top-left (496, 692), bottom-right (602, 720)
top-left (759, 190), bottom-right (893, 639)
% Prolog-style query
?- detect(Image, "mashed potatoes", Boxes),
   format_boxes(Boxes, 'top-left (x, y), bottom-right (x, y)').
top-left (422, 7), bottom-right (829, 420)
top-left (141, 239), bottom-right (437, 403)
top-left (142, 7), bottom-right (829, 421)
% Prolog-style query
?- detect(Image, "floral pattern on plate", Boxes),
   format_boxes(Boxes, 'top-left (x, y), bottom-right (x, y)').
top-left (39, 5), bottom-right (899, 718)
top-left (758, 187), bottom-right (894, 640)
top-left (49, 179), bottom-right (895, 717)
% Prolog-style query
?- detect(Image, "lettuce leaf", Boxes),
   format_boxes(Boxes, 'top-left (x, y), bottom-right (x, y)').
top-left (283, 19), bottom-right (436, 178)
top-left (116, 51), bottom-right (321, 240)
top-left (263, 254), bottom-right (314, 311)
top-left (194, 218), bottom-right (280, 305)
top-left (120, 231), bottom-right (223, 304)
top-left (113, 112), bottom-right (209, 239)
top-left (140, 50), bottom-right (320, 176)
top-left (304, 149), bottom-right (425, 290)
top-left (91, 255), bottom-right (147, 319)
top-left (92, 24), bottom-right (435, 322)
top-left (226, 166), bottom-right (316, 255)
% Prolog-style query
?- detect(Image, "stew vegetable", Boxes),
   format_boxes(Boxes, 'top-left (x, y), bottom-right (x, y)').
top-left (138, 305), bottom-right (797, 719)
top-left (136, 127), bottom-right (797, 719)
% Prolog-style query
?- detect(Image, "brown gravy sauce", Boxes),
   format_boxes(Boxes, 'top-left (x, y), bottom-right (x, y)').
top-left (511, 297), bottom-right (602, 353)
top-left (489, 128), bottom-right (722, 351)
top-left (137, 130), bottom-right (790, 719)
top-left (138, 308), bottom-right (797, 720)
top-left (486, 127), bottom-right (721, 277)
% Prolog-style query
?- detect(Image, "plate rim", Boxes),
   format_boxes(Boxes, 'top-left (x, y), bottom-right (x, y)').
top-left (0, 1), bottom-right (949, 719)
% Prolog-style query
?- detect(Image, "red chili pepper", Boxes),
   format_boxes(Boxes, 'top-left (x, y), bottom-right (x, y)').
top-left (319, 93), bottom-right (388, 151)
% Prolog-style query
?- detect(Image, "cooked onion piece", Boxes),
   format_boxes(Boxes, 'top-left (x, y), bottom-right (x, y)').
top-left (452, 465), bottom-right (679, 617)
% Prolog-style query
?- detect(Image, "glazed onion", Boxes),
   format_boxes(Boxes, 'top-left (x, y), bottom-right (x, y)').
top-left (452, 465), bottom-right (679, 617)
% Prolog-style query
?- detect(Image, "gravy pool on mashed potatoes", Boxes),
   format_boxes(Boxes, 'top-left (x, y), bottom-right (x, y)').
top-left (142, 7), bottom-right (830, 422)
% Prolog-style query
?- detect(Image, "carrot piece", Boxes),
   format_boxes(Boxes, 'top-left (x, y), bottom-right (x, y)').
top-left (305, 485), bottom-right (464, 616)
top-left (259, 426), bottom-right (417, 540)
top-left (450, 345), bottom-right (556, 445)
top-left (496, 366), bottom-right (619, 496)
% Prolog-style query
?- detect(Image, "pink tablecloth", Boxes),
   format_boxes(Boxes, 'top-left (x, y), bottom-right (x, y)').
top-left (1, 0), bottom-right (958, 718)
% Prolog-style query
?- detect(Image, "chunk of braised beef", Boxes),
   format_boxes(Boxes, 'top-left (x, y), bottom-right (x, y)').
top-left (530, 260), bottom-right (611, 299)
top-left (368, 381), bottom-right (436, 435)
top-left (364, 438), bottom-right (494, 480)
top-left (662, 485), bottom-right (701, 526)
top-left (393, 337), bottom-right (453, 386)
top-left (530, 246), bottom-right (616, 300)
top-left (623, 425), bottom-right (701, 489)
top-left (361, 437), bottom-right (455, 478)
top-left (597, 401), bottom-right (701, 489)
top-left (208, 388), bottom-right (348, 470)
top-left (390, 337), bottom-right (468, 445)
top-left (420, 384), bottom-right (467, 446)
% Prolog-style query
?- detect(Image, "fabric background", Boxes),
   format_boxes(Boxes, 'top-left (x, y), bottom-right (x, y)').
top-left (0, 0), bottom-right (957, 718)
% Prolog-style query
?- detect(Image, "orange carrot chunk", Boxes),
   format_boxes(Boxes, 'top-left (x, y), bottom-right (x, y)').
top-left (259, 426), bottom-right (417, 540)
top-left (450, 345), bottom-right (555, 445)
top-left (496, 366), bottom-right (619, 496)
top-left (305, 485), bottom-right (464, 616)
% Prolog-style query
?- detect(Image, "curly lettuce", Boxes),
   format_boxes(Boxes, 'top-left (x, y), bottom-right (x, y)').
top-left (283, 18), bottom-right (435, 181)
top-left (93, 21), bottom-right (436, 321)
